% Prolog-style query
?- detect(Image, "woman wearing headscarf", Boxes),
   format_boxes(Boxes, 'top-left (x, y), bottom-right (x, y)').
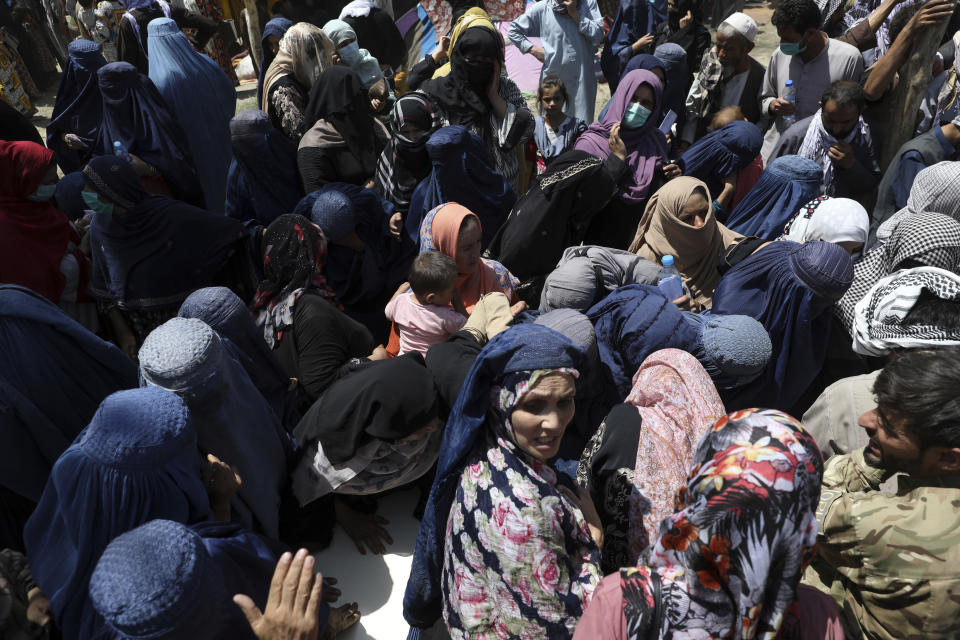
top-left (600, 0), bottom-right (653, 93)
top-left (540, 245), bottom-right (661, 312)
top-left (405, 7), bottom-right (497, 90)
top-left (147, 17), bottom-right (236, 214)
top-left (652, 0), bottom-right (709, 82)
top-left (0, 141), bottom-right (87, 305)
top-left (418, 203), bottom-right (518, 313)
top-left (262, 22), bottom-right (335, 142)
top-left (575, 69), bottom-right (670, 248)
top-left (340, 0), bottom-right (406, 70)
top-left (252, 214), bottom-right (380, 407)
top-left (780, 196), bottom-right (870, 255)
top-left (417, 20), bottom-right (534, 193)
top-left (712, 241), bottom-right (854, 413)
top-left (81, 155), bottom-right (252, 354)
top-left (595, 54), bottom-right (664, 123)
top-left (46, 40), bottom-right (106, 174)
top-left (835, 212), bottom-right (960, 334)
top-left (292, 354), bottom-right (441, 552)
top-left (578, 349), bottom-right (725, 573)
top-left (574, 409), bottom-right (824, 640)
top-left (24, 388), bottom-right (216, 640)
top-left (404, 324), bottom-right (603, 638)
top-left (628, 176), bottom-right (740, 309)
top-left (0, 285), bottom-right (136, 551)
top-left (725, 155), bottom-right (823, 240)
top-left (298, 66), bottom-right (389, 192)
top-left (257, 16), bottom-right (293, 108)
top-left (322, 19), bottom-right (390, 107)
top-left (178, 286), bottom-right (301, 432)
top-left (405, 125), bottom-right (516, 248)
top-left (676, 120), bottom-right (763, 214)
top-left (225, 109), bottom-right (304, 226)
top-left (139, 318), bottom-right (291, 539)
top-left (95, 61), bottom-right (204, 206)
top-left (373, 92), bottom-right (442, 215)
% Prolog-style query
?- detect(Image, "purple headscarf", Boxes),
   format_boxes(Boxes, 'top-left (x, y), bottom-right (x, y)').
top-left (574, 69), bottom-right (668, 204)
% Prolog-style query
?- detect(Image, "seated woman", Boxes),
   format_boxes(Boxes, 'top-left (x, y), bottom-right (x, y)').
top-left (676, 121), bottom-right (764, 217)
top-left (94, 61), bottom-right (204, 206)
top-left (298, 66), bottom-right (390, 192)
top-left (80, 155), bottom-right (254, 355)
top-left (405, 125), bottom-right (516, 248)
top-left (373, 93), bottom-right (441, 219)
top-left (712, 241), bottom-right (855, 414)
top-left (252, 214), bottom-right (383, 408)
top-left (418, 203), bottom-right (519, 314)
top-left (575, 69), bottom-right (670, 249)
top-left (225, 109), bottom-right (304, 226)
top-left (0, 284), bottom-right (136, 551)
top-left (628, 176), bottom-right (740, 310)
top-left (578, 349), bottom-right (725, 573)
top-left (417, 15), bottom-right (534, 193)
top-left (292, 354), bottom-right (441, 554)
top-left (322, 19), bottom-right (391, 111)
top-left (725, 155), bottom-right (823, 240)
top-left (24, 388), bottom-right (225, 640)
top-left (595, 54), bottom-right (665, 121)
top-left (574, 409), bottom-right (826, 640)
top-left (540, 245), bottom-right (660, 312)
top-left (46, 40), bottom-right (106, 174)
top-left (139, 318), bottom-right (293, 539)
top-left (257, 16), bottom-right (293, 108)
top-left (0, 141), bottom-right (88, 307)
top-left (779, 196), bottom-right (870, 256)
top-left (177, 286), bottom-right (301, 432)
top-left (404, 324), bottom-right (603, 638)
top-left (262, 22), bottom-right (335, 143)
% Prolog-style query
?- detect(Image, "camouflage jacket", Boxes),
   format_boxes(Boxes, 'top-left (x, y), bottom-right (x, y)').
top-left (803, 448), bottom-right (960, 640)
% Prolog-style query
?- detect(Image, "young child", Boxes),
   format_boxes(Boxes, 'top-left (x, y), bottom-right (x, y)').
top-left (385, 251), bottom-right (468, 357)
top-left (531, 75), bottom-right (587, 174)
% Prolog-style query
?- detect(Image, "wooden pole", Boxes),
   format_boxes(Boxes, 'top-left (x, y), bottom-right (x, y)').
top-left (880, 12), bottom-right (954, 170)
top-left (244, 0), bottom-right (262, 76)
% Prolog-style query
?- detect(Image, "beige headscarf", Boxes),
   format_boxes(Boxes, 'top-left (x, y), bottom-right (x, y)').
top-left (628, 176), bottom-right (739, 307)
top-left (262, 22), bottom-right (335, 113)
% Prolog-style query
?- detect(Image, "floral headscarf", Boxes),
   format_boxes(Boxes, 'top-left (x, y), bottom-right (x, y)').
top-left (490, 368), bottom-right (579, 441)
top-left (621, 409), bottom-right (823, 640)
top-left (252, 214), bottom-right (337, 348)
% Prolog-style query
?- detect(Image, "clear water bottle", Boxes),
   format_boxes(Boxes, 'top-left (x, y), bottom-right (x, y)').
top-left (657, 254), bottom-right (683, 300)
top-left (782, 80), bottom-right (797, 127)
top-left (113, 140), bottom-right (131, 163)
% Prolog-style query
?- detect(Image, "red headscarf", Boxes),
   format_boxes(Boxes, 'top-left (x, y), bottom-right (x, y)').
top-left (0, 141), bottom-right (74, 302)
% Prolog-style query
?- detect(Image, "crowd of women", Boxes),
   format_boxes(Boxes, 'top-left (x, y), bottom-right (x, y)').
top-left (3, 0), bottom-right (960, 637)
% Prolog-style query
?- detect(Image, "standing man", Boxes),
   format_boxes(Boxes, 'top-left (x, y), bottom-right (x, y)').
top-left (509, 0), bottom-right (605, 123)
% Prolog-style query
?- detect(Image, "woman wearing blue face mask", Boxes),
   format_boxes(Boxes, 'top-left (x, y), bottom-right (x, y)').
top-left (322, 19), bottom-right (392, 113)
top-left (0, 141), bottom-right (88, 305)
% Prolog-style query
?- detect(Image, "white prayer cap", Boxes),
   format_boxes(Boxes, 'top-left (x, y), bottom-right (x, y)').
top-left (721, 12), bottom-right (758, 43)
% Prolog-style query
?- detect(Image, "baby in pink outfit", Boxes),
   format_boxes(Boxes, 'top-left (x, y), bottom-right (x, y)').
top-left (385, 251), bottom-right (468, 356)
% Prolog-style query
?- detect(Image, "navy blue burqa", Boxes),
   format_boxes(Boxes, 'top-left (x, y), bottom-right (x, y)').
top-left (46, 39), bottom-right (106, 173)
top-left (678, 121), bottom-right (763, 196)
top-left (94, 61), bottom-right (205, 207)
top-left (725, 155), bottom-right (823, 240)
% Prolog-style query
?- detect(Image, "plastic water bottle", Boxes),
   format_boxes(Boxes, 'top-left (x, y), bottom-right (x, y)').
top-left (782, 80), bottom-right (797, 127)
top-left (113, 140), bottom-right (131, 163)
top-left (657, 255), bottom-right (683, 300)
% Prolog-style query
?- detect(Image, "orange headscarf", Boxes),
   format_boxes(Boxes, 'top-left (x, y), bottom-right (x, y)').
top-left (420, 203), bottom-right (516, 313)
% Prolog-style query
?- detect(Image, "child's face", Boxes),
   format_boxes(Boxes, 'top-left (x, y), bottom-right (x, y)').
top-left (540, 86), bottom-right (564, 115)
top-left (427, 280), bottom-right (457, 307)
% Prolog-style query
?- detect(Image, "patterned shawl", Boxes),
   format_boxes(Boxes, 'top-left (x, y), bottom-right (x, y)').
top-left (620, 409), bottom-right (823, 640)
top-left (796, 109), bottom-right (873, 194)
top-left (874, 160), bottom-right (960, 247)
top-left (625, 349), bottom-right (726, 560)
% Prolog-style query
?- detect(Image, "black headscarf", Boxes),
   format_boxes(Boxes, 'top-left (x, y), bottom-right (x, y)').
top-left (420, 26), bottom-right (503, 129)
top-left (294, 352), bottom-right (439, 463)
top-left (304, 66), bottom-right (379, 174)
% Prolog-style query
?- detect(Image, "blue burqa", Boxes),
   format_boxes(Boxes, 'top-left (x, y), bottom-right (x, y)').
top-left (725, 155), bottom-right (823, 240)
top-left (46, 40), bottom-right (106, 173)
top-left (257, 16), bottom-right (293, 108)
top-left (147, 18), bottom-right (236, 214)
top-left (678, 121), bottom-right (763, 196)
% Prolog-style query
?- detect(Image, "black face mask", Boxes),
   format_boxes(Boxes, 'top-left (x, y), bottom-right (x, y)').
top-left (459, 58), bottom-right (494, 93)
top-left (668, 8), bottom-right (683, 26)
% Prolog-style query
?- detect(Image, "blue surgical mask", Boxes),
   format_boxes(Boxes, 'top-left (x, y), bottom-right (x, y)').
top-left (623, 102), bottom-right (652, 129)
top-left (82, 190), bottom-right (115, 216)
top-left (338, 41), bottom-right (360, 65)
top-left (27, 184), bottom-right (57, 202)
top-left (779, 39), bottom-right (807, 56)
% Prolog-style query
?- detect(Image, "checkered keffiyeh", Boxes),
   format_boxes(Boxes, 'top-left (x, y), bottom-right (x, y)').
top-left (852, 266), bottom-right (960, 355)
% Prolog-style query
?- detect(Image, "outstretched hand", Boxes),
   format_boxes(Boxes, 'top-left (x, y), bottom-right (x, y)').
top-left (234, 549), bottom-right (323, 640)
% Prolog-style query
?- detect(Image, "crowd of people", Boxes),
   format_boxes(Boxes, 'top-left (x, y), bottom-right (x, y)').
top-left (2, 0), bottom-right (960, 636)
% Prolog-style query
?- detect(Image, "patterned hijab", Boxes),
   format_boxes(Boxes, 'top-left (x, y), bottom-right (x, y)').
top-left (374, 93), bottom-right (441, 210)
top-left (252, 214), bottom-right (337, 348)
top-left (620, 409), bottom-right (823, 640)
top-left (625, 349), bottom-right (726, 559)
top-left (836, 212), bottom-right (960, 334)
top-left (873, 161), bottom-right (960, 247)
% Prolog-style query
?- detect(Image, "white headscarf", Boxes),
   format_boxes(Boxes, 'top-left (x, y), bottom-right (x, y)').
top-left (780, 196), bottom-right (869, 246)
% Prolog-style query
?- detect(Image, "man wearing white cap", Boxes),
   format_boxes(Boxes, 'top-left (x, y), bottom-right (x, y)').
top-left (680, 11), bottom-right (766, 145)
